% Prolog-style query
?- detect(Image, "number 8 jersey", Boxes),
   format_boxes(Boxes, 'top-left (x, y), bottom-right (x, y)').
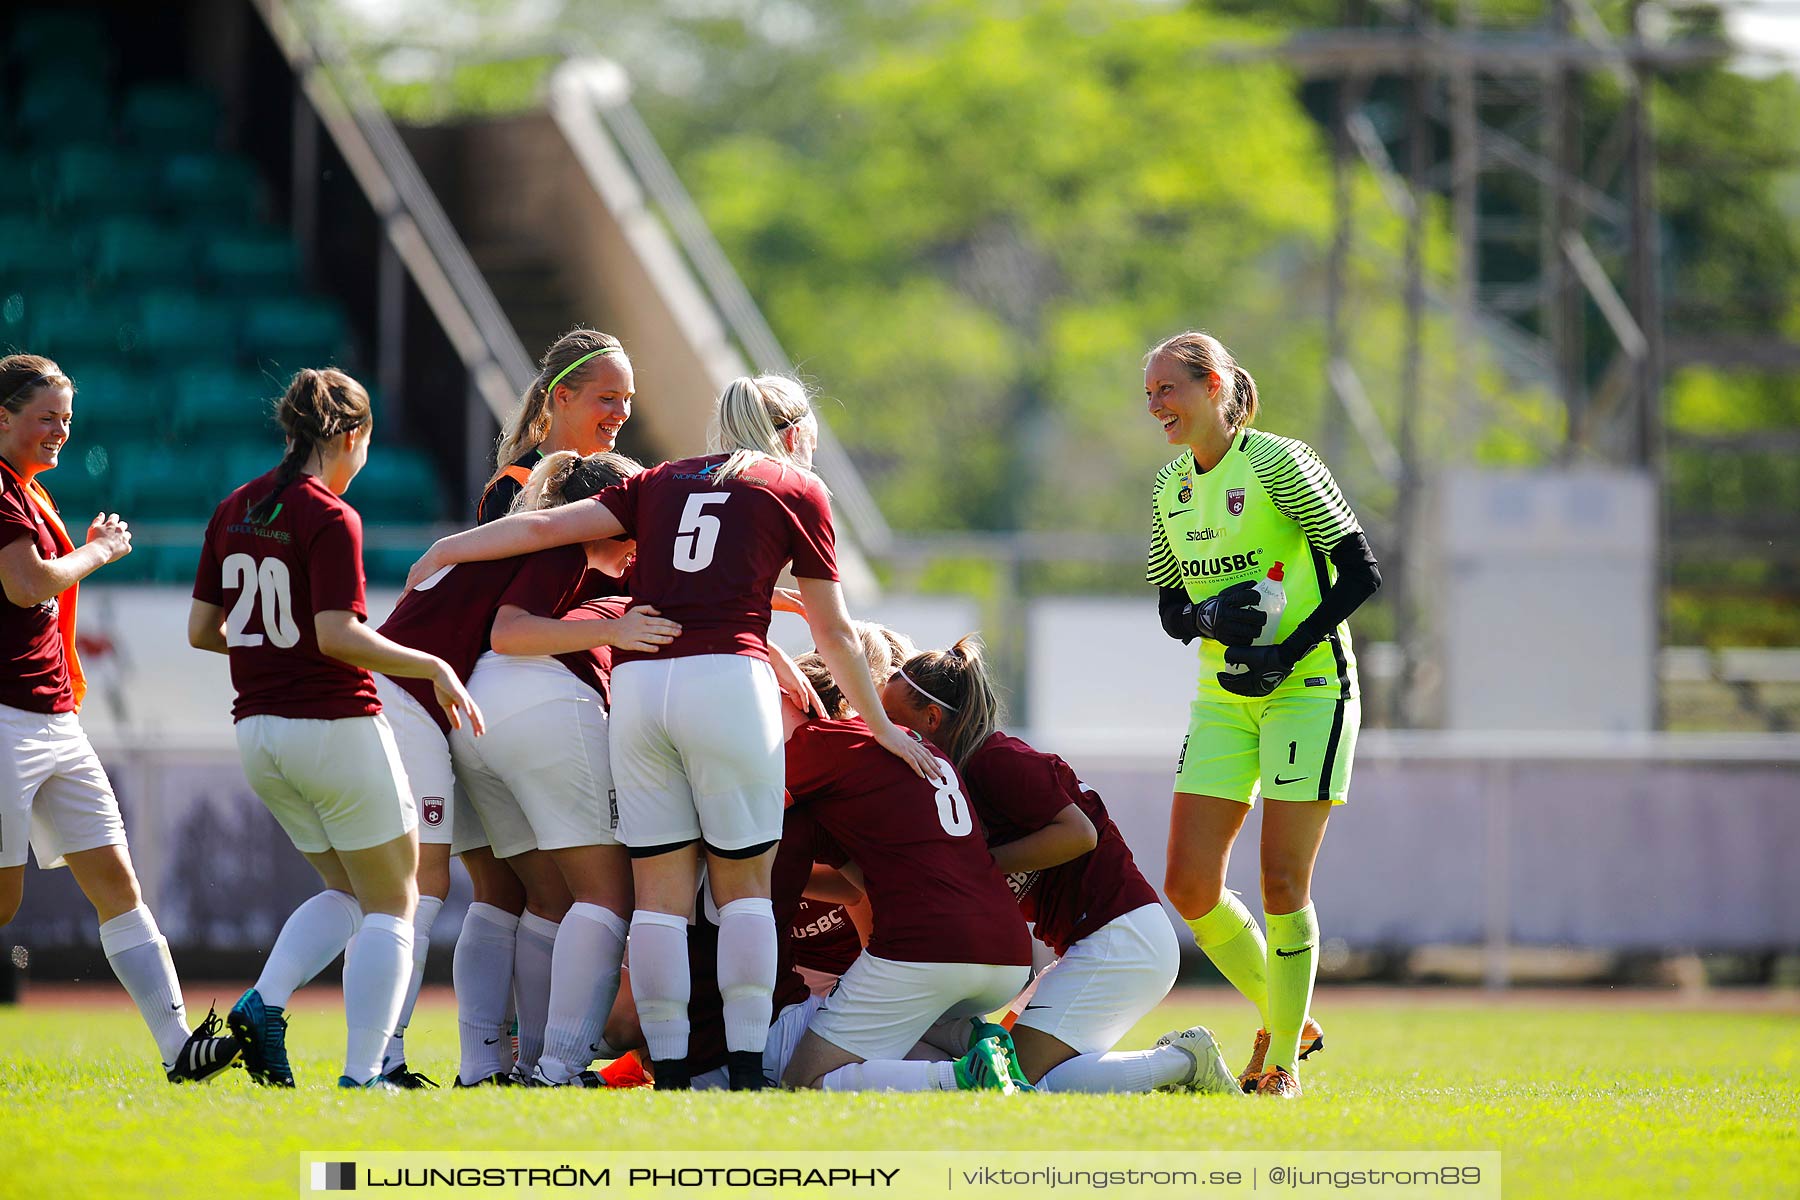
top-left (595, 453), bottom-right (837, 667)
top-left (193, 470), bottom-right (380, 721)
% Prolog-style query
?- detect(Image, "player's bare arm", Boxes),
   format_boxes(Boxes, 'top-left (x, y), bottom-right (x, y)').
top-left (314, 610), bottom-right (485, 735)
top-left (489, 603), bottom-right (680, 656)
top-left (407, 501), bottom-right (624, 590)
top-left (988, 803), bottom-right (1098, 875)
top-left (0, 514), bottom-right (129, 608)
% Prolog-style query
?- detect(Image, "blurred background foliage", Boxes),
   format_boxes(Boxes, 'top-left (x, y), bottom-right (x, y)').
top-left (333, 0), bottom-right (1800, 637)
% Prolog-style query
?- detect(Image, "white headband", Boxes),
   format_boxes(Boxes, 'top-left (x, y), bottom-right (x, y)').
top-left (898, 668), bottom-right (958, 713)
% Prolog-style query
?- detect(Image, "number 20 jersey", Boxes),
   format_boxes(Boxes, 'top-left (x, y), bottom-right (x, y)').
top-left (595, 453), bottom-right (837, 668)
top-left (194, 470), bottom-right (380, 722)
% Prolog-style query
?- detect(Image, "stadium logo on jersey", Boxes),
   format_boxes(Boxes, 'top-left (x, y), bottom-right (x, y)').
top-left (1226, 487), bottom-right (1246, 516)
top-left (421, 797), bottom-right (445, 827)
top-left (1184, 527), bottom-right (1219, 541)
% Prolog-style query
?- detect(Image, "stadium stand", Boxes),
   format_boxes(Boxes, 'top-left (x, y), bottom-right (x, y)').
top-left (0, 5), bottom-right (451, 581)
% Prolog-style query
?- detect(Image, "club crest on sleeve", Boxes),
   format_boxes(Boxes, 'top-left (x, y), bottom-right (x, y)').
top-left (421, 797), bottom-right (445, 827)
top-left (1226, 487), bottom-right (1246, 516)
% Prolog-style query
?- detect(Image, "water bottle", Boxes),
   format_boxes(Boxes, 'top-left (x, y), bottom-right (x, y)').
top-left (1252, 562), bottom-right (1287, 646)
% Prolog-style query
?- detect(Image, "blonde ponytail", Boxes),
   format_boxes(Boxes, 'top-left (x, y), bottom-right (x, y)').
top-left (511, 449), bottom-right (642, 514)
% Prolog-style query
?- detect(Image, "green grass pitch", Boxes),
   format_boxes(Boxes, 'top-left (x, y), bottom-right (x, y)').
top-left (1, 990), bottom-right (1794, 1199)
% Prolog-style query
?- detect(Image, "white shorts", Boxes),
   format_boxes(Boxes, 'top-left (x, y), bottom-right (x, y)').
top-left (236, 713), bottom-right (416, 855)
top-left (0, 703), bottom-right (126, 870)
top-left (808, 953), bottom-right (1030, 1063)
top-left (374, 676), bottom-right (457, 846)
top-left (1011, 904), bottom-right (1181, 1055)
top-left (449, 724), bottom-right (535, 861)
top-left (462, 653), bottom-right (618, 852)
top-left (693, 995), bottom-right (824, 1091)
top-left (609, 655), bottom-right (783, 853)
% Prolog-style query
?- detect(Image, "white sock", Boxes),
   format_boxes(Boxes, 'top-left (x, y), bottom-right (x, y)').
top-left (98, 906), bottom-right (188, 1065)
top-left (1037, 1046), bottom-right (1192, 1093)
top-left (627, 910), bottom-right (691, 1063)
top-left (342, 911), bottom-right (412, 1084)
top-left (453, 903), bottom-right (518, 1083)
top-left (821, 1059), bottom-right (958, 1092)
top-left (512, 911), bottom-right (559, 1072)
top-left (538, 903), bottom-right (628, 1083)
top-left (255, 888), bottom-right (361, 1008)
top-left (381, 894), bottom-right (443, 1071)
top-left (715, 897), bottom-right (776, 1054)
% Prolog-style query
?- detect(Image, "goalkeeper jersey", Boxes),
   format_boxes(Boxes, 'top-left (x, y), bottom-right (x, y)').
top-left (1146, 429), bottom-right (1361, 703)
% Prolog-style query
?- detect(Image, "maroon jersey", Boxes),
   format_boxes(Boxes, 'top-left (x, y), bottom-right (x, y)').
top-left (962, 731), bottom-right (1160, 956)
top-left (786, 718), bottom-right (1031, 967)
top-left (376, 557), bottom-right (537, 734)
top-left (683, 805), bottom-right (821, 1075)
top-left (595, 453), bottom-right (835, 667)
top-left (193, 471), bottom-right (380, 722)
top-left (553, 595), bottom-right (630, 707)
top-left (790, 898), bottom-right (861, 977)
top-left (0, 463), bottom-right (72, 713)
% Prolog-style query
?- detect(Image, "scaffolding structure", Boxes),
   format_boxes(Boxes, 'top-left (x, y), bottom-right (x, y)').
top-left (1233, 0), bottom-right (1800, 725)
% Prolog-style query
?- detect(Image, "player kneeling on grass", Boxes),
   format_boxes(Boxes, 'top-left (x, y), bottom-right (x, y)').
top-left (189, 369), bottom-right (483, 1090)
top-left (0, 354), bottom-right (238, 1084)
top-left (883, 635), bottom-right (1238, 1096)
top-left (775, 652), bottom-right (1035, 1093)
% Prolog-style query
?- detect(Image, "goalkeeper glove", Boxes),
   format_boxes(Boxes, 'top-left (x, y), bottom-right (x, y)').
top-left (1218, 641), bottom-right (1298, 698)
top-left (1190, 580), bottom-right (1267, 646)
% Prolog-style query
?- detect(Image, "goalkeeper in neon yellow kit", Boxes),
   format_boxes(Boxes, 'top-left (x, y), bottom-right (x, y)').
top-left (1144, 331), bottom-right (1382, 1098)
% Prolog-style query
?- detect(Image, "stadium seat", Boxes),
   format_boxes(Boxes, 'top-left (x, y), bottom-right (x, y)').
top-left (349, 449), bottom-right (445, 524)
top-left (203, 229), bottom-right (300, 290)
top-left (0, 149), bottom-right (40, 217)
top-left (44, 438), bottom-right (119, 518)
top-left (26, 294), bottom-right (142, 358)
top-left (68, 364), bottom-right (156, 444)
top-left (161, 154), bottom-right (261, 224)
top-left (9, 10), bottom-right (110, 60)
top-left (120, 83), bottom-right (218, 153)
top-left (363, 543), bottom-right (433, 584)
top-left (115, 450), bottom-right (211, 520)
top-left (136, 289), bottom-right (238, 359)
top-left (93, 218), bottom-right (194, 281)
top-left (170, 367), bottom-right (277, 443)
top-left (0, 215), bottom-right (70, 282)
top-left (15, 78), bottom-right (112, 144)
top-left (49, 145), bottom-right (154, 219)
top-left (241, 297), bottom-right (351, 372)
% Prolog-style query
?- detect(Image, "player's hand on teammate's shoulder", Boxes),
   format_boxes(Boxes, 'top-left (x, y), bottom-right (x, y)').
top-left (85, 512), bottom-right (131, 562)
top-left (612, 605), bottom-right (682, 653)
top-left (404, 544), bottom-right (446, 592)
top-left (872, 718), bottom-right (945, 783)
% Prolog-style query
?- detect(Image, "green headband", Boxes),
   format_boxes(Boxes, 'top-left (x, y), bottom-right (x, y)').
top-left (545, 346), bottom-right (622, 397)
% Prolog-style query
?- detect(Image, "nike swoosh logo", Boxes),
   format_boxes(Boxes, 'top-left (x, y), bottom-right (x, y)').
top-left (1168, 508), bottom-right (1191, 517)
top-left (169, 1002), bottom-right (184, 1012)
top-left (483, 1037), bottom-right (500, 1045)
top-left (1275, 945), bottom-right (1313, 958)
top-left (1023, 1004), bottom-right (1049, 1011)
top-left (1272, 774), bottom-right (1309, 785)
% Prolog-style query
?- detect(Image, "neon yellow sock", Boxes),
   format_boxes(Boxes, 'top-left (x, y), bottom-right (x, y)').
top-left (1265, 904), bottom-right (1319, 1075)
top-left (1185, 892), bottom-right (1269, 1028)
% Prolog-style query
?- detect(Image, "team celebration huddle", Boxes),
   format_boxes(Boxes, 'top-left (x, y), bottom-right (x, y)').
top-left (0, 323), bottom-right (1375, 1098)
